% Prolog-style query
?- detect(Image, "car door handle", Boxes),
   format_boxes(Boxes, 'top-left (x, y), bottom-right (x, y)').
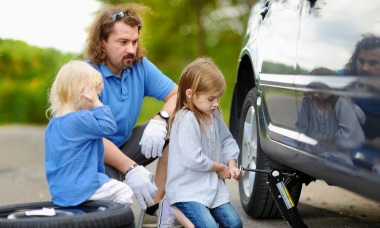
top-left (260, 1), bottom-right (270, 19)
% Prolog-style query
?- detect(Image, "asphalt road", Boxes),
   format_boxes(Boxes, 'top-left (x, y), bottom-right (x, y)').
top-left (0, 125), bottom-right (379, 227)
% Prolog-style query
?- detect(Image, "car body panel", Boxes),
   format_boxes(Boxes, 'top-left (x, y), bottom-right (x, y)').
top-left (256, 0), bottom-right (300, 140)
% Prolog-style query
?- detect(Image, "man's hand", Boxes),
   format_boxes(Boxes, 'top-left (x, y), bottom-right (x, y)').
top-left (139, 119), bottom-right (167, 158)
top-left (125, 166), bottom-right (157, 210)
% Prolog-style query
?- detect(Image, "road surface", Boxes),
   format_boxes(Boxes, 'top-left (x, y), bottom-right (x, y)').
top-left (0, 125), bottom-right (379, 227)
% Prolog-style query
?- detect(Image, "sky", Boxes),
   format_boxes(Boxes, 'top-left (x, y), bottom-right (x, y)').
top-left (0, 0), bottom-right (102, 53)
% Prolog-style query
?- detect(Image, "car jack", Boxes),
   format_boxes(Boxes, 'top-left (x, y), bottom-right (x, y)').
top-left (240, 167), bottom-right (308, 228)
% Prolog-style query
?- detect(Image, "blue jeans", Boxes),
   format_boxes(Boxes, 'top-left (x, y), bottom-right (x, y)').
top-left (175, 202), bottom-right (242, 228)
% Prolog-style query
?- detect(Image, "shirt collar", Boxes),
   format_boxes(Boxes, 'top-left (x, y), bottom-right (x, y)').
top-left (99, 63), bottom-right (114, 78)
top-left (99, 63), bottom-right (131, 78)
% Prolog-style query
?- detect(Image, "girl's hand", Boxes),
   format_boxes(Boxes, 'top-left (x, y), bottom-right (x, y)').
top-left (80, 77), bottom-right (102, 110)
top-left (229, 167), bottom-right (242, 181)
top-left (216, 164), bottom-right (231, 179)
top-left (227, 159), bottom-right (241, 181)
top-left (213, 162), bottom-right (231, 179)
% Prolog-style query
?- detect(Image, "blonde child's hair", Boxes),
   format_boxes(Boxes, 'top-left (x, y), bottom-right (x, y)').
top-left (46, 60), bottom-right (103, 118)
top-left (171, 57), bottom-right (226, 131)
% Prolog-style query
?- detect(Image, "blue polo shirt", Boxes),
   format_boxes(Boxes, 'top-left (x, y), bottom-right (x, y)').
top-left (88, 57), bottom-right (175, 147)
top-left (337, 69), bottom-right (380, 116)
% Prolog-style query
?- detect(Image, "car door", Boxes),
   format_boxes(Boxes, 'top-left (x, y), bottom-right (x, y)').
top-left (295, 0), bottom-right (380, 197)
top-left (257, 0), bottom-right (302, 144)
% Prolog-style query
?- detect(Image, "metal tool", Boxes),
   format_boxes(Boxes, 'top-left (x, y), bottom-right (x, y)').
top-left (240, 166), bottom-right (308, 228)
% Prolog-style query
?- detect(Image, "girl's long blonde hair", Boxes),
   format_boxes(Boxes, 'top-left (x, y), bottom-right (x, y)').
top-left (170, 57), bottom-right (226, 131)
top-left (46, 60), bottom-right (102, 118)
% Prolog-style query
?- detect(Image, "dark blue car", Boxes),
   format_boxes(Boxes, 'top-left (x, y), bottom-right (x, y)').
top-left (229, 0), bottom-right (380, 219)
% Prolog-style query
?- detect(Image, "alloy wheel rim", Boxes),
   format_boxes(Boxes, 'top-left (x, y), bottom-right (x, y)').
top-left (241, 106), bottom-right (258, 198)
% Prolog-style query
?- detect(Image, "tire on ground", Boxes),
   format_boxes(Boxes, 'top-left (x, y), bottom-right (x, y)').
top-left (0, 201), bottom-right (134, 228)
top-left (238, 88), bottom-right (302, 219)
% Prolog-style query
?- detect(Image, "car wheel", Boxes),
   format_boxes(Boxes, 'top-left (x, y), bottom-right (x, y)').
top-left (0, 201), bottom-right (134, 228)
top-left (238, 88), bottom-right (302, 219)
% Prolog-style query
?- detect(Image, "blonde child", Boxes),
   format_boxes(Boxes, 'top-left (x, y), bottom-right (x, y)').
top-left (45, 60), bottom-right (133, 207)
top-left (158, 57), bottom-right (243, 228)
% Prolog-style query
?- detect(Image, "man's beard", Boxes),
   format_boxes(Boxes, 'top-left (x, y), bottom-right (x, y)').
top-left (122, 53), bottom-right (136, 69)
top-left (358, 70), bottom-right (371, 76)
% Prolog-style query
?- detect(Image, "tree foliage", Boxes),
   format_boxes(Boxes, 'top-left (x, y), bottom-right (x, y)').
top-left (0, 39), bottom-right (74, 124)
top-left (0, 0), bottom-right (255, 125)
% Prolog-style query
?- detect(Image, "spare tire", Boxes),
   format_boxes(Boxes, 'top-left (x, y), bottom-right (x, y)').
top-left (0, 201), bottom-right (134, 228)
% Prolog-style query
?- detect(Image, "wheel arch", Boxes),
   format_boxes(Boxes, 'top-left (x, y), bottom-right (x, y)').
top-left (229, 52), bottom-right (256, 140)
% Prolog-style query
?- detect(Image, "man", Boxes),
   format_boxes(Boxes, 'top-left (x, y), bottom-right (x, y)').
top-left (341, 33), bottom-right (380, 77)
top-left (83, 3), bottom-right (178, 226)
top-left (338, 33), bottom-right (380, 138)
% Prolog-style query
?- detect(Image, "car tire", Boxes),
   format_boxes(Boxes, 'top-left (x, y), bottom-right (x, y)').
top-left (0, 201), bottom-right (134, 228)
top-left (238, 88), bottom-right (302, 219)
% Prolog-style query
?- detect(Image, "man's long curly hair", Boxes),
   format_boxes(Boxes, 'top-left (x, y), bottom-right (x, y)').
top-left (344, 33), bottom-right (380, 75)
top-left (84, 3), bottom-right (150, 66)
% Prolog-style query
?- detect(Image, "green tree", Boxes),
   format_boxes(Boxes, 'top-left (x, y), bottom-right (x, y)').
top-left (0, 0), bottom-right (256, 125)
top-left (0, 39), bottom-right (74, 124)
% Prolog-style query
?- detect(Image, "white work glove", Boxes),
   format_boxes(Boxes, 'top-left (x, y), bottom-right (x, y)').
top-left (125, 166), bottom-right (157, 210)
top-left (139, 119), bottom-right (167, 159)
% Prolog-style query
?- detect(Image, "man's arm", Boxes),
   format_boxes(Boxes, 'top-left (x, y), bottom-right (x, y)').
top-left (153, 85), bottom-right (178, 122)
top-left (103, 138), bottom-right (157, 210)
top-left (140, 85), bottom-right (178, 159)
top-left (103, 138), bottom-right (135, 173)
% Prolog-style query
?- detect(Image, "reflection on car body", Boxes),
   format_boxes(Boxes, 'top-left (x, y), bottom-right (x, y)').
top-left (293, 70), bottom-right (365, 154)
top-left (229, 0), bottom-right (380, 219)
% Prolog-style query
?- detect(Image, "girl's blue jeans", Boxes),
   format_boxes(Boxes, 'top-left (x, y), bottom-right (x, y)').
top-left (175, 201), bottom-right (243, 228)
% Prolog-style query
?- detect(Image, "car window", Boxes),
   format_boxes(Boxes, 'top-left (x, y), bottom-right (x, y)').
top-left (297, 0), bottom-right (380, 74)
top-left (257, 0), bottom-right (303, 137)
top-left (294, 0), bottom-right (380, 176)
top-left (258, 0), bottom-right (302, 74)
